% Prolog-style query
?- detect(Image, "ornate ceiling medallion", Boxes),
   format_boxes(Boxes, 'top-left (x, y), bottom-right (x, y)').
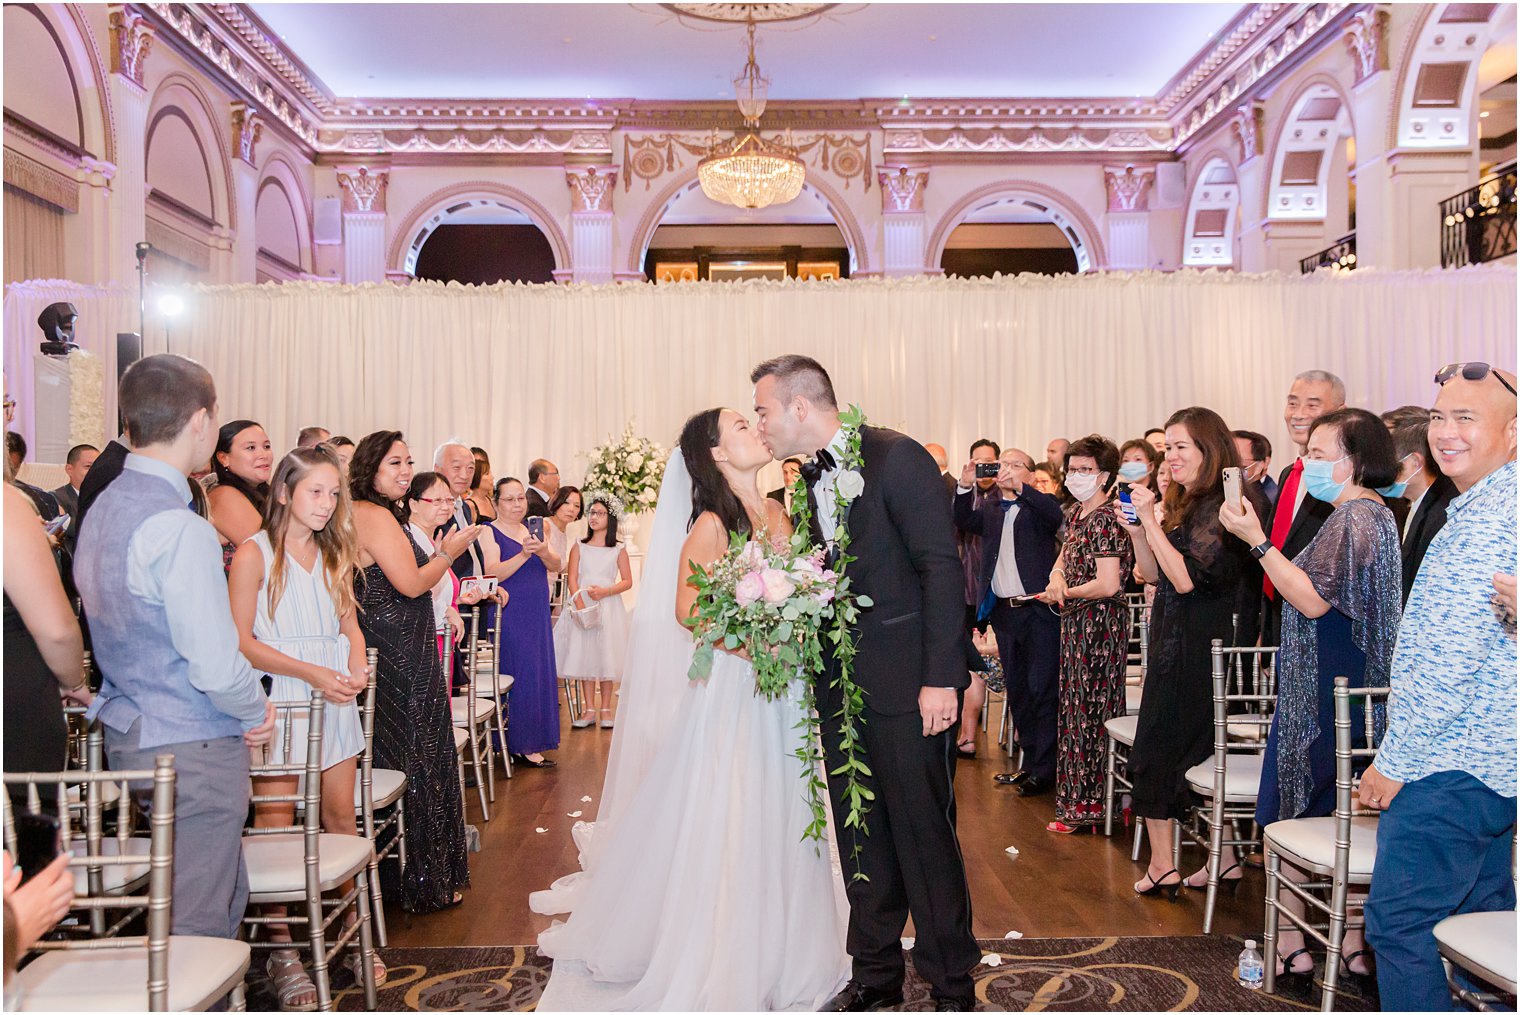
top-left (661, 3), bottom-right (836, 24)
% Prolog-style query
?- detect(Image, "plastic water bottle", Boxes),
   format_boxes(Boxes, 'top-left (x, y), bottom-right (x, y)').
top-left (1237, 940), bottom-right (1264, 990)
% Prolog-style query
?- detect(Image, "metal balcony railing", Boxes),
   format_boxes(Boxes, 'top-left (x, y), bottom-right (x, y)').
top-left (1440, 161), bottom-right (1517, 269)
top-left (1299, 233), bottom-right (1357, 274)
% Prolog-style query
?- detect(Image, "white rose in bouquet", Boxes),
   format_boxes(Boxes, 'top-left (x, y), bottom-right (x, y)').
top-left (626, 452), bottom-right (645, 472)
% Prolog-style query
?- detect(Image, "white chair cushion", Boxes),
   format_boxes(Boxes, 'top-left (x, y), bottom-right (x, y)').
top-left (1186, 754), bottom-right (1264, 802)
top-left (453, 727), bottom-right (468, 751)
top-left (65, 781), bottom-right (122, 807)
top-left (1227, 721), bottom-right (1269, 742)
top-left (68, 836), bottom-right (150, 895)
top-left (244, 833), bottom-right (374, 900)
top-left (1125, 685), bottom-right (1143, 714)
top-left (16, 936), bottom-right (249, 1011)
top-left (1434, 910), bottom-right (1518, 993)
top-left (1265, 815), bottom-right (1380, 877)
top-left (1105, 714), bottom-right (1138, 746)
top-left (451, 696), bottom-right (494, 725)
top-left (475, 675), bottom-right (513, 697)
top-left (1125, 664), bottom-right (1144, 680)
top-left (357, 768), bottom-right (406, 809)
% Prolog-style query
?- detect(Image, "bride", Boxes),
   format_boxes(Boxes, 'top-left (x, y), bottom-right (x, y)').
top-left (533, 407), bottom-right (849, 1012)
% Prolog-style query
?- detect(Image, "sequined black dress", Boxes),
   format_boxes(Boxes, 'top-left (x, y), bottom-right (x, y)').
top-left (357, 529), bottom-right (469, 913)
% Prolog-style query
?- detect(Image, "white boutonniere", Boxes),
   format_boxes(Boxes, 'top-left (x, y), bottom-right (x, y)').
top-left (835, 468), bottom-right (864, 502)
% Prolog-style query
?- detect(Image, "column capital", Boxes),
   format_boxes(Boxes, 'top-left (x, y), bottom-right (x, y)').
top-left (336, 166), bottom-right (389, 213)
top-left (876, 166), bottom-right (929, 214)
top-left (1232, 101), bottom-right (1267, 165)
top-left (1103, 164), bottom-right (1155, 212)
top-left (566, 165), bottom-right (617, 213)
top-left (230, 102), bottom-right (264, 167)
top-left (1343, 8), bottom-right (1391, 87)
top-left (108, 6), bottom-right (154, 89)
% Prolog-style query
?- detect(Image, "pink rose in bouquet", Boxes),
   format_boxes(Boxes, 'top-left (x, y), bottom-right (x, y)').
top-left (735, 571), bottom-right (767, 606)
top-left (760, 568), bottom-right (796, 604)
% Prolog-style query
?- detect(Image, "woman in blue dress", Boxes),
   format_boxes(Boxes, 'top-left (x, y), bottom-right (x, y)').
top-left (1220, 407), bottom-right (1402, 981)
top-left (487, 477), bottom-right (563, 767)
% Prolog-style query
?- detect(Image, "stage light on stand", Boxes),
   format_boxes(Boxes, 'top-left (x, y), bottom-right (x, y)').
top-left (159, 293), bottom-right (184, 351)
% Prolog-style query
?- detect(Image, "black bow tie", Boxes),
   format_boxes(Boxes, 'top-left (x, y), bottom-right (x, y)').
top-left (798, 447), bottom-right (837, 486)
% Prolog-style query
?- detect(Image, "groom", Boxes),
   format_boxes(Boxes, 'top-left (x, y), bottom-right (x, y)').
top-left (752, 355), bottom-right (980, 1012)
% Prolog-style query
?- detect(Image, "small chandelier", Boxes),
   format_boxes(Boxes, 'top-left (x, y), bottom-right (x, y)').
top-left (697, 20), bottom-right (805, 209)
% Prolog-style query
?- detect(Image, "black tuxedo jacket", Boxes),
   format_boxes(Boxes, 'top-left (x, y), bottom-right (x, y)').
top-left (951, 484), bottom-right (1063, 607)
top-left (766, 486), bottom-right (788, 505)
top-left (74, 438), bottom-right (129, 539)
top-left (1260, 460), bottom-right (1336, 645)
top-left (1401, 475), bottom-right (1457, 604)
top-left (525, 488), bottom-right (551, 518)
top-left (809, 426), bottom-right (967, 716)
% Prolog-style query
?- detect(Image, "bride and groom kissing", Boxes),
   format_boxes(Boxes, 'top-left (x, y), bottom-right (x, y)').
top-left (533, 355), bottom-right (981, 1012)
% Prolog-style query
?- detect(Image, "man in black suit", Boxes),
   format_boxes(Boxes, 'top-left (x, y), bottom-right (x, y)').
top-left (924, 442), bottom-right (957, 498)
top-left (1384, 408), bottom-right (1458, 604)
top-left (751, 355), bottom-right (979, 1013)
top-left (952, 448), bottom-right (1063, 796)
top-left (765, 456), bottom-right (803, 512)
top-left (75, 435), bottom-right (129, 538)
top-left (1232, 429), bottom-right (1278, 507)
top-left (51, 443), bottom-right (100, 519)
top-left (1260, 370), bottom-right (1344, 646)
top-left (525, 458), bottom-right (559, 518)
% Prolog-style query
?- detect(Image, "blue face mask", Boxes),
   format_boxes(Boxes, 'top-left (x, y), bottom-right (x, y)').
top-left (1302, 455), bottom-right (1350, 503)
top-left (1118, 461), bottom-right (1149, 483)
top-left (1376, 454), bottom-right (1414, 499)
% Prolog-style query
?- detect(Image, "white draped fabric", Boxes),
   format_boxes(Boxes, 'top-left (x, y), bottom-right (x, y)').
top-left (5, 268), bottom-right (1514, 480)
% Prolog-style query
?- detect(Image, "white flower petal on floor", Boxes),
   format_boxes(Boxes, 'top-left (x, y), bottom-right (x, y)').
top-left (580, 795), bottom-right (593, 803)
top-left (1004, 845), bottom-right (1020, 857)
top-left (535, 827), bottom-right (548, 834)
top-left (1004, 931), bottom-right (1023, 940)
top-left (568, 811), bottom-right (583, 818)
top-left (980, 953), bottom-right (1004, 968)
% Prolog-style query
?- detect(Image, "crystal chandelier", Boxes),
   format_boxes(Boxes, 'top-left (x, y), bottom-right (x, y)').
top-left (697, 20), bottom-right (805, 209)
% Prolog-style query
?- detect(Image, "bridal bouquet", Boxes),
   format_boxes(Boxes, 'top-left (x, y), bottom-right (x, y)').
top-left (582, 424), bottom-right (669, 510)
top-left (686, 534), bottom-right (873, 858)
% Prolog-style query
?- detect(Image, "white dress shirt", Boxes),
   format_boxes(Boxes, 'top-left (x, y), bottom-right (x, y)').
top-left (810, 427), bottom-right (848, 542)
top-left (989, 497), bottom-right (1027, 598)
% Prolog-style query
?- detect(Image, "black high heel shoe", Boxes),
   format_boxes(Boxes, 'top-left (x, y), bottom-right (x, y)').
top-left (1184, 862), bottom-right (1243, 895)
top-left (510, 753), bottom-right (556, 769)
top-left (1134, 868), bottom-right (1183, 901)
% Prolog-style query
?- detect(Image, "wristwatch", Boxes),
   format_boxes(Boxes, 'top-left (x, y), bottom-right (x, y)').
top-left (1249, 540), bottom-right (1273, 560)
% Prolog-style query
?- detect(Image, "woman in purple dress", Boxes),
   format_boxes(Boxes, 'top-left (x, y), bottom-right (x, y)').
top-left (488, 477), bottom-right (563, 767)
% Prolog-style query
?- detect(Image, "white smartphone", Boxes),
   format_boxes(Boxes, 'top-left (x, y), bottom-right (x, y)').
top-left (1222, 467), bottom-right (1243, 510)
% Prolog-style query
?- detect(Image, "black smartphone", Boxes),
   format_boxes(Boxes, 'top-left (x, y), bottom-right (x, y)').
top-left (15, 811), bottom-right (61, 882)
top-left (975, 463), bottom-right (1000, 479)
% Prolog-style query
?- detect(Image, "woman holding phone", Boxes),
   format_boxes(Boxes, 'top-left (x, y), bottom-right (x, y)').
top-left (1218, 407), bottom-right (1400, 980)
top-left (405, 471), bottom-right (490, 656)
top-left (489, 477), bottom-right (563, 767)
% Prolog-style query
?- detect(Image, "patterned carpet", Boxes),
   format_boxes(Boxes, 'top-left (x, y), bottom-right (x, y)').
top-left (249, 936), bottom-right (1379, 1011)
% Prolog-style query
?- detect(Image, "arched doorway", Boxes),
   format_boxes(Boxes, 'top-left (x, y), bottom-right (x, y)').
top-left (928, 184), bottom-right (1102, 275)
top-left (391, 184), bottom-right (568, 284)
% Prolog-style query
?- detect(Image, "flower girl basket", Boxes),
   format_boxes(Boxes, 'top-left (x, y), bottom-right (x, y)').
top-left (567, 588), bottom-right (603, 630)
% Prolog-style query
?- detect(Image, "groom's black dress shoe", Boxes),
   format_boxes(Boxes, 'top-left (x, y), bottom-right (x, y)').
top-left (1015, 775), bottom-right (1053, 797)
top-left (819, 980), bottom-right (903, 1011)
top-left (992, 770), bottom-right (1030, 787)
top-left (934, 997), bottom-right (975, 1011)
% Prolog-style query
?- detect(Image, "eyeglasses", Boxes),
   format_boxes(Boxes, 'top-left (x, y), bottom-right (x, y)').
top-left (1436, 362), bottom-right (1517, 397)
top-left (1066, 466), bottom-right (1100, 475)
top-left (418, 496), bottom-right (457, 506)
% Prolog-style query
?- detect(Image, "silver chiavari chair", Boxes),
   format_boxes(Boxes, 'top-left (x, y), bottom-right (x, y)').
top-left (447, 621), bottom-right (494, 819)
top-left (354, 649), bottom-right (404, 948)
top-left (5, 754), bottom-right (252, 1011)
top-left (469, 607), bottom-right (512, 779)
top-left (1263, 677), bottom-right (1389, 1012)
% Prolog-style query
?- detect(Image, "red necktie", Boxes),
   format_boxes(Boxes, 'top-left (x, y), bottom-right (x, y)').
top-left (1263, 459), bottom-right (1303, 600)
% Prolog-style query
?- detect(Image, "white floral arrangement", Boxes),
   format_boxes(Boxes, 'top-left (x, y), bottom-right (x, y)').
top-left (581, 423), bottom-right (669, 511)
top-left (66, 348), bottom-right (106, 450)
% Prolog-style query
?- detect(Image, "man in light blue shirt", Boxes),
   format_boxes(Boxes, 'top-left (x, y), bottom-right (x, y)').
top-left (1362, 363), bottom-right (1517, 1011)
top-left (77, 354), bottom-right (275, 940)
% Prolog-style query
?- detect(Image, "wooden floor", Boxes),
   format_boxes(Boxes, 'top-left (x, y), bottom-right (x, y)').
top-left (387, 703), bottom-right (1260, 946)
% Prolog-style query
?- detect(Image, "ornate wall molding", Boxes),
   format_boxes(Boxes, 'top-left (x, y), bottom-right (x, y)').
top-left (336, 166), bottom-right (388, 213)
top-left (2, 148), bottom-right (81, 212)
top-left (231, 102), bottom-right (263, 165)
top-left (566, 166), bottom-right (617, 212)
top-left (1343, 8), bottom-right (1391, 85)
top-left (108, 6), bottom-right (154, 88)
top-left (883, 125), bottom-right (1173, 155)
top-left (1104, 164), bottom-right (1155, 212)
top-left (877, 166), bottom-right (927, 213)
top-left (318, 126), bottom-right (613, 156)
top-left (1232, 101), bottom-right (1267, 164)
top-left (925, 179), bottom-right (1108, 272)
top-left (145, 213), bottom-right (213, 271)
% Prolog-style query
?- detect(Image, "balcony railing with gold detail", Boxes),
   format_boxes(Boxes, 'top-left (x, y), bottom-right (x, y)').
top-left (1440, 162), bottom-right (1517, 269)
top-left (1299, 233), bottom-right (1357, 274)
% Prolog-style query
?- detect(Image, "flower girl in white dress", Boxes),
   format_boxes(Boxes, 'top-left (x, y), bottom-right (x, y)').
top-left (555, 491), bottom-right (633, 729)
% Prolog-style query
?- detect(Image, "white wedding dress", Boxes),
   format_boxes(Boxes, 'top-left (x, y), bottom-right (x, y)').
top-left (532, 456), bottom-right (850, 1012)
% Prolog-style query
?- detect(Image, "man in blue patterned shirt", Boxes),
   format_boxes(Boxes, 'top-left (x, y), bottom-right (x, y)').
top-left (1362, 363), bottom-right (1517, 1011)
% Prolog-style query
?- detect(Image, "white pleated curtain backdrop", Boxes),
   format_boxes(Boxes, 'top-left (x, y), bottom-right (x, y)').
top-left (5, 268), bottom-right (1516, 487)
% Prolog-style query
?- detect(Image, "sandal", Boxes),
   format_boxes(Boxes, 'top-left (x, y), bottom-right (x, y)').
top-left (266, 949), bottom-right (317, 1012)
top-left (1276, 947), bottom-right (1315, 978)
top-left (956, 739), bottom-right (977, 757)
top-left (1341, 948), bottom-right (1374, 979)
top-left (599, 709), bottom-right (615, 730)
top-left (343, 948), bottom-right (389, 987)
top-left (1184, 862), bottom-right (1243, 893)
top-left (571, 710), bottom-right (596, 729)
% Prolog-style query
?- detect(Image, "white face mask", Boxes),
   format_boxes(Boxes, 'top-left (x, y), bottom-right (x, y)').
top-left (1065, 472), bottom-right (1105, 502)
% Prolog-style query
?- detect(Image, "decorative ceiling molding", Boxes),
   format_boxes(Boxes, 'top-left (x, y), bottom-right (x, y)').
top-left (884, 125), bottom-right (1173, 155)
top-left (1170, 3), bottom-right (1355, 152)
top-left (318, 126), bottom-right (614, 157)
top-left (142, 2), bottom-right (322, 150)
top-left (619, 130), bottom-right (872, 193)
top-left (3, 147), bottom-right (82, 213)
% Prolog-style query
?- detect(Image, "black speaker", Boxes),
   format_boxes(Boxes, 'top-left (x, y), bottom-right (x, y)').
top-left (115, 332), bottom-right (141, 432)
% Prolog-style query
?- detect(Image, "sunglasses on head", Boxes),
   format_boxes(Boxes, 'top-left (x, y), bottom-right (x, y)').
top-left (1435, 362), bottom-right (1517, 397)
